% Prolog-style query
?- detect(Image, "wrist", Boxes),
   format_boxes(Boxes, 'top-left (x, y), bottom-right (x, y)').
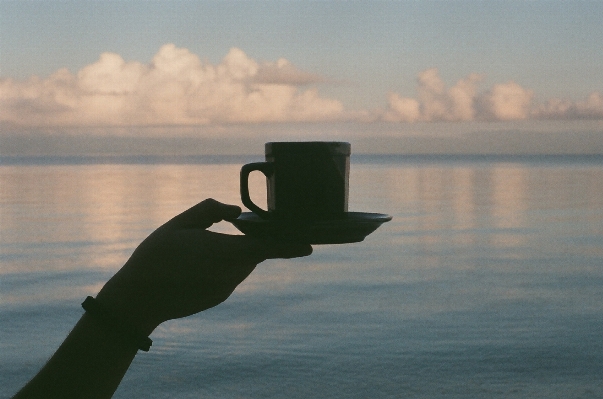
top-left (94, 287), bottom-right (160, 338)
top-left (82, 296), bottom-right (153, 352)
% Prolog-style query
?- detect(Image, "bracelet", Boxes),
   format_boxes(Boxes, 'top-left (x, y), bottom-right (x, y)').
top-left (82, 296), bottom-right (152, 352)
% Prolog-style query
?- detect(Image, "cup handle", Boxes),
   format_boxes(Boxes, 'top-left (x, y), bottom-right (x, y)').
top-left (240, 162), bottom-right (274, 219)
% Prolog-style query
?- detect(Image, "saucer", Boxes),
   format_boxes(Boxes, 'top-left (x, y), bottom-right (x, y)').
top-left (231, 212), bottom-right (392, 244)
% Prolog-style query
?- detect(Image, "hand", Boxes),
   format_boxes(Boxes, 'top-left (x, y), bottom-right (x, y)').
top-left (12, 199), bottom-right (312, 399)
top-left (96, 199), bottom-right (312, 335)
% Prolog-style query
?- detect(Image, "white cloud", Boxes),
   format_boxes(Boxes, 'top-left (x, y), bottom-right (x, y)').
top-left (383, 69), bottom-right (603, 122)
top-left (253, 58), bottom-right (326, 85)
top-left (3, 48), bottom-right (602, 129)
top-left (534, 92), bottom-right (603, 120)
top-left (384, 68), bottom-right (483, 122)
top-left (0, 44), bottom-right (343, 127)
top-left (383, 93), bottom-right (420, 122)
top-left (477, 81), bottom-right (534, 121)
top-left (417, 68), bottom-right (482, 122)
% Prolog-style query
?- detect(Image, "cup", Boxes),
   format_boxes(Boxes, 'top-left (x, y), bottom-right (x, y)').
top-left (240, 142), bottom-right (351, 220)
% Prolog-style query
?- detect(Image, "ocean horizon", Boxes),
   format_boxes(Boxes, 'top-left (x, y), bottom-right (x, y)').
top-left (1, 153), bottom-right (602, 167)
top-left (2, 120), bottom-right (603, 160)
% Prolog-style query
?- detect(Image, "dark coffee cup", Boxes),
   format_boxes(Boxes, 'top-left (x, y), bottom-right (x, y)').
top-left (240, 142), bottom-right (351, 220)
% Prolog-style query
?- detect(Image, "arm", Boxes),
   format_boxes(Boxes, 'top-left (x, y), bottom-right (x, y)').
top-left (13, 199), bottom-right (312, 399)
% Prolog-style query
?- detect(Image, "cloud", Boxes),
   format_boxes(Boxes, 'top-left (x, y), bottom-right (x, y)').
top-left (383, 93), bottom-right (420, 122)
top-left (3, 47), bottom-right (602, 129)
top-left (477, 81), bottom-right (534, 121)
top-left (384, 68), bottom-right (602, 122)
top-left (253, 58), bottom-right (327, 85)
top-left (0, 44), bottom-right (343, 127)
top-left (534, 92), bottom-right (603, 120)
top-left (384, 68), bottom-right (482, 122)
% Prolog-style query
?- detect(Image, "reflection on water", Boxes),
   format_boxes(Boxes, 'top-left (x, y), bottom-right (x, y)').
top-left (350, 161), bottom-right (602, 255)
top-left (0, 164), bottom-right (247, 275)
top-left (491, 166), bottom-right (527, 247)
top-left (1, 158), bottom-right (603, 398)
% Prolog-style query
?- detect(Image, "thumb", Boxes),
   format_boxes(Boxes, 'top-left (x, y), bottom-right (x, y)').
top-left (243, 237), bottom-right (314, 260)
top-left (165, 198), bottom-right (242, 230)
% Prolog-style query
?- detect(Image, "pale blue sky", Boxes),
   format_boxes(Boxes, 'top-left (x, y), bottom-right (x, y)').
top-left (2, 0), bottom-right (602, 111)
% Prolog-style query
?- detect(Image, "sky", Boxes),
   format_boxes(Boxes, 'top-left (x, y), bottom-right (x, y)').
top-left (1, 0), bottom-right (603, 154)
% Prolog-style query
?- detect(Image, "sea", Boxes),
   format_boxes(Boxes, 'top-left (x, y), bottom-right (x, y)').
top-left (1, 154), bottom-right (602, 398)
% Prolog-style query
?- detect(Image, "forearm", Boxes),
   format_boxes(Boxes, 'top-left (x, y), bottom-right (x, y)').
top-left (13, 312), bottom-right (139, 399)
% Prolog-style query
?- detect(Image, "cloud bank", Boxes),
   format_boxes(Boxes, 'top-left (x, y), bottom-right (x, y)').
top-left (1, 45), bottom-right (602, 127)
top-left (384, 68), bottom-right (603, 122)
top-left (0, 44), bottom-right (343, 126)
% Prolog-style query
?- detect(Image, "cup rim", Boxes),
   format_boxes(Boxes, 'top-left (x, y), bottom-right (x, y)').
top-left (265, 141), bottom-right (351, 156)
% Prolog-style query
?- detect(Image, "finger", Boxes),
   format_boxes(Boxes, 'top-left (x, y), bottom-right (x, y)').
top-left (220, 234), bottom-right (313, 262)
top-left (166, 198), bottom-right (242, 230)
top-left (259, 240), bottom-right (314, 260)
top-left (172, 229), bottom-right (313, 266)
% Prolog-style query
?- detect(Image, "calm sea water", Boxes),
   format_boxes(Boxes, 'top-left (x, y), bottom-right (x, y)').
top-left (1, 155), bottom-right (602, 398)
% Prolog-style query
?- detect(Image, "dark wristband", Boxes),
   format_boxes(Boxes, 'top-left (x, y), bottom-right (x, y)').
top-left (82, 296), bottom-right (152, 352)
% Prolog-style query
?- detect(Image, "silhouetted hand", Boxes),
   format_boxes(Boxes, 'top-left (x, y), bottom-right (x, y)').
top-left (96, 198), bottom-right (313, 335)
top-left (12, 199), bottom-right (312, 399)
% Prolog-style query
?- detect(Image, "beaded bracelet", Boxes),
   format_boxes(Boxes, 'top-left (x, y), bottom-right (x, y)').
top-left (81, 296), bottom-right (152, 352)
